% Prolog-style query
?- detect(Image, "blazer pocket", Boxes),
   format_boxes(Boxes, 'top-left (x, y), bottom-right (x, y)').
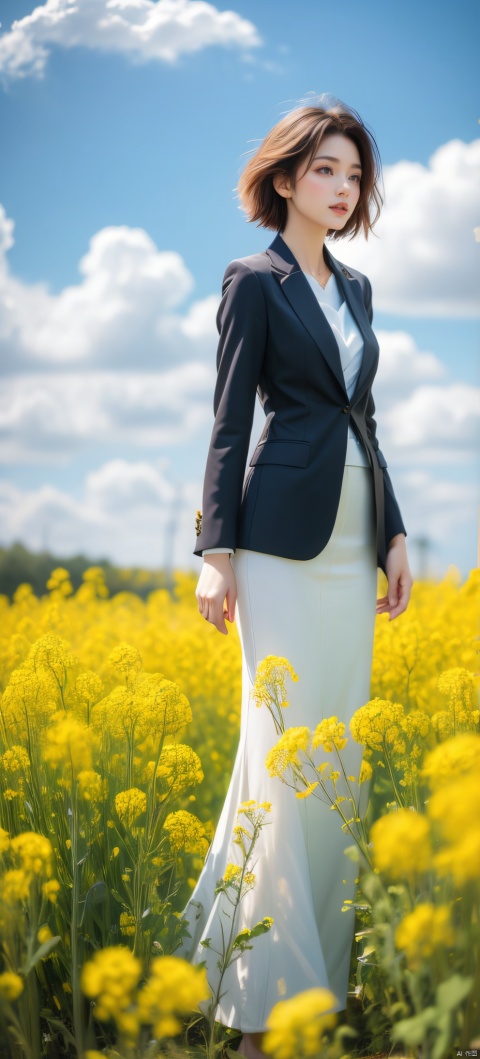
top-left (375, 448), bottom-right (388, 468)
top-left (249, 439), bottom-right (311, 468)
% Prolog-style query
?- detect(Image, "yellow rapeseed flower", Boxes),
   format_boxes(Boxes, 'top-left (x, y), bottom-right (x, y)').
top-left (27, 632), bottom-right (77, 674)
top-left (250, 656), bottom-right (299, 711)
top-left (80, 945), bottom-right (142, 1026)
top-left (163, 810), bottom-right (209, 856)
top-left (0, 869), bottom-right (31, 904)
top-left (92, 674), bottom-right (192, 742)
top-left (2, 745), bottom-right (30, 773)
top-left (296, 782), bottom-right (319, 800)
top-left (427, 773), bottom-right (480, 885)
top-left (400, 709), bottom-right (430, 742)
top-left (115, 788), bottom-right (147, 827)
top-left (10, 832), bottom-right (53, 877)
top-left (42, 879), bottom-right (61, 903)
top-left (148, 743), bottom-right (204, 796)
top-left (136, 956), bottom-right (209, 1040)
top-left (223, 863), bottom-right (242, 885)
top-left (37, 925), bottom-right (54, 944)
top-left (421, 733), bottom-right (480, 790)
top-left (370, 809), bottom-right (432, 881)
top-left (437, 667), bottom-right (477, 718)
top-left (0, 972), bottom-right (24, 1001)
top-left (0, 828), bottom-right (10, 855)
top-left (350, 698), bottom-right (405, 749)
top-left (46, 567), bottom-right (73, 596)
top-left (1, 666), bottom-right (57, 741)
top-left (312, 716), bottom-right (348, 752)
top-left (43, 715), bottom-right (93, 774)
top-left (107, 643), bottom-right (143, 674)
top-left (263, 986), bottom-right (338, 1058)
top-left (395, 903), bottom-right (454, 968)
top-left (119, 912), bottom-right (136, 936)
top-left (77, 769), bottom-right (108, 803)
top-left (359, 759), bottom-right (372, 784)
top-left (75, 671), bottom-right (104, 705)
top-left (265, 727), bottom-right (311, 778)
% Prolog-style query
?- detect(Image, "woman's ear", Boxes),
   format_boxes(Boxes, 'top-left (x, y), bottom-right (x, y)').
top-left (273, 171), bottom-right (292, 199)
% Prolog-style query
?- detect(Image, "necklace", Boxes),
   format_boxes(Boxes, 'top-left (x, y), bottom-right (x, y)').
top-left (310, 268), bottom-right (333, 289)
top-left (309, 253), bottom-right (333, 289)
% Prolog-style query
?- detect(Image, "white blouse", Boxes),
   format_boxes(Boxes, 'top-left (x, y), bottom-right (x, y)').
top-left (302, 270), bottom-right (364, 445)
top-left (202, 270), bottom-right (369, 555)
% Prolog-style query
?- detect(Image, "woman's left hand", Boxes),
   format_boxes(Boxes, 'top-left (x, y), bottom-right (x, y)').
top-left (376, 534), bottom-right (414, 621)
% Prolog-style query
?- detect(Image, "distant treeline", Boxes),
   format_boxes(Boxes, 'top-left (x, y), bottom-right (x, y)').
top-left (0, 541), bottom-right (177, 601)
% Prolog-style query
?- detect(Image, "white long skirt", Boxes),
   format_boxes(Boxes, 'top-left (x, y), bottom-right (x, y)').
top-left (177, 440), bottom-right (378, 1032)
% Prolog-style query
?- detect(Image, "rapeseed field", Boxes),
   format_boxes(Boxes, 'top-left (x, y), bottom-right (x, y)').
top-left (0, 564), bottom-right (478, 1059)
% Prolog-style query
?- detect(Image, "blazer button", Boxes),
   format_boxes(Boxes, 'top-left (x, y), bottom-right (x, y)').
top-left (342, 405), bottom-right (351, 413)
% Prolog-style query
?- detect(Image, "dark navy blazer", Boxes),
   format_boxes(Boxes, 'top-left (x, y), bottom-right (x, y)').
top-left (193, 231), bottom-right (407, 575)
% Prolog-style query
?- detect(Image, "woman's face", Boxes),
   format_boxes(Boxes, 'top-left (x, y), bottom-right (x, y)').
top-left (275, 132), bottom-right (362, 230)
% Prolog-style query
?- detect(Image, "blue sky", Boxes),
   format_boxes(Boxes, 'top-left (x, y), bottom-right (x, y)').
top-left (0, 0), bottom-right (479, 579)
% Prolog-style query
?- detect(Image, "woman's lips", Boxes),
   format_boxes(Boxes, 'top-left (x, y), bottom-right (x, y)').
top-left (330, 206), bottom-right (348, 214)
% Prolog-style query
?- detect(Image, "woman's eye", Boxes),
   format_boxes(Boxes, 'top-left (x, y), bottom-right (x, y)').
top-left (316, 167), bottom-right (361, 181)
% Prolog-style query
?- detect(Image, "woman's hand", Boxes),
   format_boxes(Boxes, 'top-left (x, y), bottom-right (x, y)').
top-left (376, 534), bottom-right (414, 621)
top-left (196, 553), bottom-right (237, 635)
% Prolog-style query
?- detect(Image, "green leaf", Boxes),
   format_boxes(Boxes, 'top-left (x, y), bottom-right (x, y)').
top-left (391, 1006), bottom-right (438, 1045)
top-left (24, 935), bottom-right (61, 975)
top-left (249, 921), bottom-right (273, 939)
top-left (79, 880), bottom-right (108, 927)
top-left (431, 1012), bottom-right (454, 1059)
top-left (41, 1016), bottom-right (77, 1047)
top-left (436, 973), bottom-right (473, 1011)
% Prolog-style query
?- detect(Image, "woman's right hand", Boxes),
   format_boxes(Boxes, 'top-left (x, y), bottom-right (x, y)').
top-left (195, 554), bottom-right (237, 635)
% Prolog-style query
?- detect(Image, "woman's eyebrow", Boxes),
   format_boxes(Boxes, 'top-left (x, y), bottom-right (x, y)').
top-left (313, 155), bottom-right (362, 169)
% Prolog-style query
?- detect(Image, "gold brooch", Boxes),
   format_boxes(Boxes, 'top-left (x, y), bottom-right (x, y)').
top-left (195, 509), bottom-right (202, 536)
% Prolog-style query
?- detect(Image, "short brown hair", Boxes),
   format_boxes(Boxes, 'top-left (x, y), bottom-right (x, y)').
top-left (237, 101), bottom-right (383, 241)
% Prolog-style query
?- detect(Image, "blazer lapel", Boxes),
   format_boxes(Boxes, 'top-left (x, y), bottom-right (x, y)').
top-left (265, 232), bottom-right (378, 404)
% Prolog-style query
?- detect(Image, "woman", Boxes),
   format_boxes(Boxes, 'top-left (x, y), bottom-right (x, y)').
top-left (178, 95), bottom-right (413, 1058)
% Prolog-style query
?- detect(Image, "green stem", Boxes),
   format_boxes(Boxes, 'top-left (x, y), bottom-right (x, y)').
top-left (206, 812), bottom-right (267, 1057)
top-left (3, 1007), bottom-right (35, 1059)
top-left (26, 885), bottom-right (41, 1059)
top-left (69, 777), bottom-right (84, 1057)
top-left (382, 739), bottom-right (405, 806)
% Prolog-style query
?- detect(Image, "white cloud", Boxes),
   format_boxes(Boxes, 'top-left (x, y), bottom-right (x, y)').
top-left (0, 460), bottom-right (200, 568)
top-left (1, 331), bottom-right (460, 467)
top-left (85, 457), bottom-right (175, 511)
top-left (393, 468), bottom-right (478, 580)
top-left (0, 207), bottom-right (219, 371)
top-left (0, 458), bottom-right (476, 577)
top-left (385, 383), bottom-right (480, 460)
top-left (0, 0), bottom-right (261, 81)
top-left (333, 139), bottom-right (480, 316)
top-left (372, 328), bottom-right (447, 399)
top-left (0, 368), bottom-right (214, 463)
top-left (0, 213), bottom-right (476, 470)
top-left (357, 330), bottom-right (479, 464)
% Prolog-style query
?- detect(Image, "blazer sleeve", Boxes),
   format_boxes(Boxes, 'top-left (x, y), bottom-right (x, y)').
top-left (193, 260), bottom-right (268, 557)
top-left (363, 277), bottom-right (408, 547)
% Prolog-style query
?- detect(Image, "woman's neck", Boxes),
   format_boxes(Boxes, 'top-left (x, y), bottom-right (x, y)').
top-left (279, 223), bottom-right (331, 280)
